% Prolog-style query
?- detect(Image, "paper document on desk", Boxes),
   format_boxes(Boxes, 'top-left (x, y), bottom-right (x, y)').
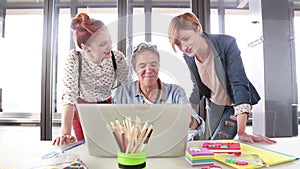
top-left (214, 140), bottom-right (299, 169)
top-left (14, 154), bottom-right (87, 169)
top-left (7, 141), bottom-right (87, 169)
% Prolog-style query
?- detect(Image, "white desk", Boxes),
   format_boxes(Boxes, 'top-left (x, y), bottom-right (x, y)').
top-left (1, 137), bottom-right (299, 169)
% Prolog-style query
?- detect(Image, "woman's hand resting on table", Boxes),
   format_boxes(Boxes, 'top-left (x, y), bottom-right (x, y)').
top-left (52, 134), bottom-right (76, 146)
top-left (238, 133), bottom-right (277, 144)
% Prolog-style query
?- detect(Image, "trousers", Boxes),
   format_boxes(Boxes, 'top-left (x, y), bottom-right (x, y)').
top-left (73, 97), bottom-right (112, 141)
top-left (206, 101), bottom-right (238, 140)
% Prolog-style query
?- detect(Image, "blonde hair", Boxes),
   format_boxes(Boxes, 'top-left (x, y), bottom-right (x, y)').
top-left (168, 12), bottom-right (202, 52)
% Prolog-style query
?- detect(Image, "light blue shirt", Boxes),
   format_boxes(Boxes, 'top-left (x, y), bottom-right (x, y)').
top-left (113, 79), bottom-right (205, 140)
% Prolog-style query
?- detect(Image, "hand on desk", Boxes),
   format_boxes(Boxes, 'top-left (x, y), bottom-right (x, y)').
top-left (238, 133), bottom-right (277, 144)
top-left (52, 134), bottom-right (76, 146)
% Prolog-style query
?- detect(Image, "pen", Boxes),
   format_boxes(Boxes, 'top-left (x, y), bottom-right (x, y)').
top-left (61, 140), bottom-right (86, 153)
top-left (42, 140), bottom-right (85, 159)
top-left (139, 128), bottom-right (153, 152)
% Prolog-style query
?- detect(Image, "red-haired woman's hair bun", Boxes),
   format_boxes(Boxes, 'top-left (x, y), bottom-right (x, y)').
top-left (71, 13), bottom-right (105, 49)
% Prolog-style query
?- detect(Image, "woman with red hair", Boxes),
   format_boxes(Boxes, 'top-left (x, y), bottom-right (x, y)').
top-left (53, 13), bottom-right (130, 146)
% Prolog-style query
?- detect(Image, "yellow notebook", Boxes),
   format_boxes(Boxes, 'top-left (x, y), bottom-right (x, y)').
top-left (213, 140), bottom-right (299, 169)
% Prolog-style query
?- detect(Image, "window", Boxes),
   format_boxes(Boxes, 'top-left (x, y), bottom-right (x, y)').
top-left (210, 8), bottom-right (219, 34)
top-left (1, 0), bottom-right (299, 138)
top-left (0, 9), bottom-right (43, 114)
top-left (224, 9), bottom-right (265, 115)
top-left (294, 10), bottom-right (300, 112)
top-left (151, 8), bottom-right (191, 94)
top-left (56, 8), bottom-right (118, 113)
top-left (128, 0), bottom-right (191, 94)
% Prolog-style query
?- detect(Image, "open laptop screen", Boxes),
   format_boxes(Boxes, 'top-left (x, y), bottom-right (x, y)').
top-left (77, 104), bottom-right (191, 157)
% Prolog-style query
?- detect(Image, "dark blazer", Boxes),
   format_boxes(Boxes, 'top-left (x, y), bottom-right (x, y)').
top-left (184, 33), bottom-right (261, 106)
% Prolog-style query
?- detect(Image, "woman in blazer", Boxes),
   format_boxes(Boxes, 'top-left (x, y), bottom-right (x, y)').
top-left (168, 12), bottom-right (276, 144)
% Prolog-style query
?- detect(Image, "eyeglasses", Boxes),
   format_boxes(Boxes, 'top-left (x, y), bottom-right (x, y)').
top-left (133, 42), bottom-right (157, 54)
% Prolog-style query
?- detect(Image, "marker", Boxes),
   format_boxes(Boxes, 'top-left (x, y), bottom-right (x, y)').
top-left (42, 140), bottom-right (85, 159)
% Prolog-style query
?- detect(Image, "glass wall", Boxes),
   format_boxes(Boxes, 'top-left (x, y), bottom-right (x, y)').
top-left (0, 9), bottom-right (43, 113)
top-left (294, 10), bottom-right (300, 112)
top-left (210, 8), bottom-right (219, 34)
top-left (0, 0), bottom-right (299, 136)
top-left (56, 8), bottom-right (71, 115)
top-left (56, 8), bottom-right (118, 113)
top-left (151, 8), bottom-right (192, 94)
top-left (126, 0), bottom-right (191, 93)
top-left (224, 9), bottom-right (264, 115)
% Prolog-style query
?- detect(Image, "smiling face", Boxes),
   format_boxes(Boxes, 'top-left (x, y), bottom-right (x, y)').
top-left (175, 28), bottom-right (202, 57)
top-left (83, 27), bottom-right (112, 61)
top-left (168, 12), bottom-right (206, 57)
top-left (134, 50), bottom-right (160, 89)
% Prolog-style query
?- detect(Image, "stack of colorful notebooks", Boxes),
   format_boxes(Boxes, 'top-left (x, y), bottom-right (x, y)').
top-left (185, 147), bottom-right (214, 167)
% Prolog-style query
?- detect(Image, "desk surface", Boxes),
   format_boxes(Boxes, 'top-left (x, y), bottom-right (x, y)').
top-left (1, 137), bottom-right (299, 169)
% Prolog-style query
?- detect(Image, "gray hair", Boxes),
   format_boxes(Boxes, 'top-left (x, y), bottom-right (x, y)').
top-left (131, 42), bottom-right (160, 68)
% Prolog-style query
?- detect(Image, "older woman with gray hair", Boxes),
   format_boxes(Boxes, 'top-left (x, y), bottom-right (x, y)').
top-left (113, 42), bottom-right (205, 138)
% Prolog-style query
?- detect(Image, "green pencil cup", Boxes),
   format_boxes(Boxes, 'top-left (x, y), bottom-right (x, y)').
top-left (117, 150), bottom-right (146, 169)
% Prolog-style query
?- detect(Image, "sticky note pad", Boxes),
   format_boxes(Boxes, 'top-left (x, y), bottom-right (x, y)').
top-left (185, 147), bottom-right (214, 167)
top-left (202, 142), bottom-right (241, 155)
top-left (212, 140), bottom-right (299, 169)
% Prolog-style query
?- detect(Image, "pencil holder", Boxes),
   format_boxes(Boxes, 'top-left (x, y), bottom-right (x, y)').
top-left (117, 150), bottom-right (146, 169)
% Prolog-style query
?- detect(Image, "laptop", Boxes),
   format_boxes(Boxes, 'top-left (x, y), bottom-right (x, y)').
top-left (77, 104), bottom-right (191, 157)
